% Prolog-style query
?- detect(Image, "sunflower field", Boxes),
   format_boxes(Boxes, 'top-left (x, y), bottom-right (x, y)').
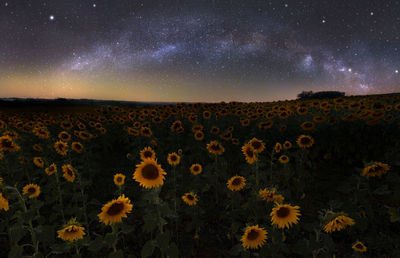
top-left (1, 94), bottom-right (400, 257)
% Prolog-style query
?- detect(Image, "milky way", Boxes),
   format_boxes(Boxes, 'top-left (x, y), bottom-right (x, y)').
top-left (0, 0), bottom-right (399, 101)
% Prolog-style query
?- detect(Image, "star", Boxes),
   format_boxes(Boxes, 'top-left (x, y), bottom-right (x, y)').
top-left (93, 4), bottom-right (96, 8)
top-left (370, 11), bottom-right (374, 16)
top-left (322, 19), bottom-right (326, 24)
top-left (348, 68), bottom-right (352, 72)
top-left (396, 69), bottom-right (399, 74)
top-left (49, 15), bottom-right (55, 21)
top-left (4, 2), bottom-right (8, 7)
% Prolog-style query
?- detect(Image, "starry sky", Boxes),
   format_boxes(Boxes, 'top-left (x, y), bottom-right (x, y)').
top-left (0, 0), bottom-right (399, 102)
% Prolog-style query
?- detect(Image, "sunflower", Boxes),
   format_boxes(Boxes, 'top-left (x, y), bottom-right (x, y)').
top-left (323, 215), bottom-right (355, 233)
top-left (0, 135), bottom-right (20, 152)
top-left (33, 157), bottom-right (44, 168)
top-left (114, 173), bottom-right (126, 186)
top-left (167, 152), bottom-right (181, 166)
top-left (190, 163), bottom-right (202, 175)
top-left (270, 203), bottom-right (301, 229)
top-left (62, 164), bottom-right (76, 182)
top-left (22, 184), bottom-right (41, 199)
top-left (58, 131), bottom-right (71, 142)
top-left (206, 140), bottom-right (225, 155)
top-left (71, 142), bottom-right (84, 153)
top-left (33, 127), bottom-right (50, 139)
top-left (78, 131), bottom-right (92, 140)
top-left (182, 192), bottom-right (198, 206)
top-left (283, 141), bottom-right (292, 149)
top-left (272, 194), bottom-right (285, 204)
top-left (33, 144), bottom-right (43, 152)
top-left (240, 225), bottom-right (268, 250)
top-left (259, 188), bottom-right (276, 201)
top-left (0, 193), bottom-right (9, 211)
top-left (278, 155), bottom-right (290, 164)
top-left (202, 111), bottom-right (211, 119)
top-left (301, 121), bottom-right (315, 131)
top-left (362, 162), bottom-right (390, 178)
top-left (274, 142), bottom-right (282, 153)
top-left (231, 138), bottom-right (240, 145)
top-left (140, 127), bottom-right (152, 137)
top-left (352, 241), bottom-right (367, 252)
top-left (140, 146), bottom-right (156, 160)
top-left (227, 175), bottom-right (246, 191)
top-left (57, 218), bottom-right (86, 242)
top-left (296, 135), bottom-right (314, 148)
top-left (194, 131), bottom-right (205, 141)
top-left (45, 163), bottom-right (57, 176)
top-left (242, 143), bottom-right (258, 164)
top-left (54, 140), bottom-right (68, 155)
top-left (133, 158), bottom-right (166, 189)
top-left (210, 126), bottom-right (220, 135)
top-left (98, 195), bottom-right (133, 225)
top-left (170, 121), bottom-right (183, 132)
top-left (248, 138), bottom-right (265, 153)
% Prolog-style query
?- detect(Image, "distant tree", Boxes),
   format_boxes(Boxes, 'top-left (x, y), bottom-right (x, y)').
top-left (297, 91), bottom-right (345, 100)
top-left (297, 91), bottom-right (314, 99)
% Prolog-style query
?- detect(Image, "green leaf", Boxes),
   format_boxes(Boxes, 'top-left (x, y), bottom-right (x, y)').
top-left (229, 244), bottom-right (243, 256)
top-left (35, 225), bottom-right (55, 244)
top-left (33, 252), bottom-right (45, 258)
top-left (156, 231), bottom-right (170, 251)
top-left (104, 233), bottom-right (117, 245)
top-left (50, 243), bottom-right (72, 254)
top-left (141, 240), bottom-right (155, 258)
top-left (88, 236), bottom-right (104, 252)
top-left (120, 224), bottom-right (135, 234)
top-left (166, 242), bottom-right (179, 258)
top-left (8, 245), bottom-right (23, 258)
top-left (9, 224), bottom-right (26, 244)
top-left (373, 185), bottom-right (391, 195)
top-left (108, 250), bottom-right (124, 258)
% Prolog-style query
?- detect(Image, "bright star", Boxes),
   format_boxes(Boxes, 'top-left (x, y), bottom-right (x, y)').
top-left (396, 69), bottom-right (399, 74)
top-left (348, 68), bottom-right (352, 72)
top-left (49, 15), bottom-right (55, 21)
top-left (93, 4), bottom-right (96, 8)
top-left (322, 19), bottom-right (326, 24)
top-left (370, 12), bottom-right (374, 16)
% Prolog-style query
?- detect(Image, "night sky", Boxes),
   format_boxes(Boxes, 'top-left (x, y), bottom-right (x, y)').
top-left (0, 0), bottom-right (399, 102)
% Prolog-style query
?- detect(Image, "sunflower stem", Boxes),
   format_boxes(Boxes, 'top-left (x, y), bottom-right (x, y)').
top-left (255, 160), bottom-right (259, 188)
top-left (214, 155), bottom-right (219, 204)
top-left (11, 186), bottom-right (39, 255)
top-left (77, 170), bottom-right (90, 237)
top-left (54, 169), bottom-right (66, 224)
top-left (111, 224), bottom-right (119, 252)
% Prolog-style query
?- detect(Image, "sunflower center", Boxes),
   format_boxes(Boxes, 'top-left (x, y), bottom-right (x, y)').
top-left (107, 202), bottom-right (124, 216)
top-left (116, 177), bottom-right (122, 182)
top-left (300, 137), bottom-right (311, 144)
top-left (144, 151), bottom-right (153, 158)
top-left (28, 187), bottom-right (36, 194)
top-left (247, 229), bottom-right (259, 240)
top-left (211, 144), bottom-right (220, 151)
top-left (232, 178), bottom-right (242, 186)
top-left (142, 164), bottom-right (160, 180)
top-left (66, 226), bottom-right (77, 233)
top-left (355, 243), bottom-right (363, 249)
top-left (67, 169), bottom-right (73, 176)
top-left (171, 155), bottom-right (177, 161)
top-left (276, 207), bottom-right (290, 218)
top-left (2, 139), bottom-right (13, 148)
top-left (193, 166), bottom-right (199, 171)
top-left (252, 141), bottom-right (261, 149)
top-left (246, 148), bottom-right (254, 157)
top-left (187, 195), bottom-right (194, 200)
